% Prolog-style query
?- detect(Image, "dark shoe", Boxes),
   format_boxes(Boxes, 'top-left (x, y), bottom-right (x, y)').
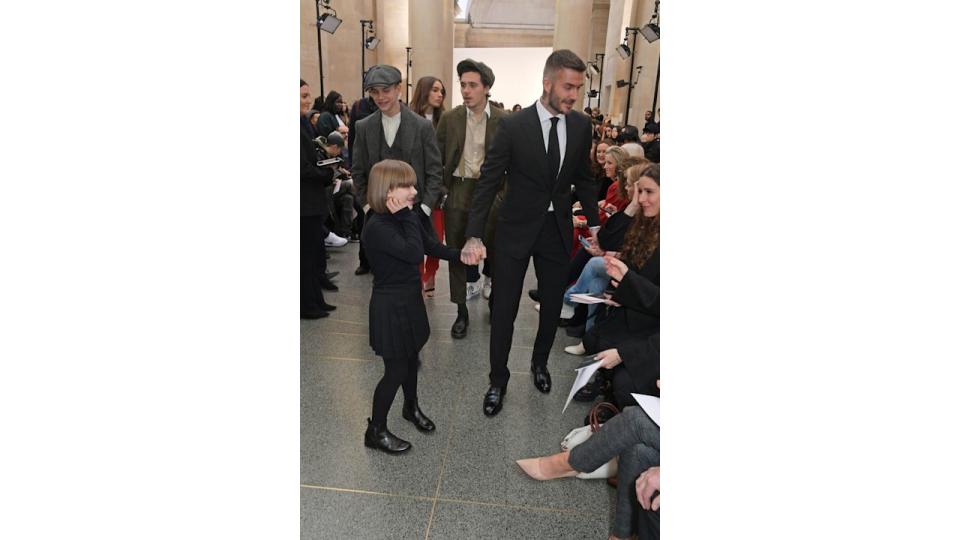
top-left (319, 277), bottom-right (339, 291)
top-left (319, 302), bottom-right (336, 312)
top-left (349, 232), bottom-right (360, 243)
top-left (355, 265), bottom-right (370, 275)
top-left (402, 401), bottom-right (436, 432)
top-left (527, 289), bottom-right (540, 303)
top-left (532, 365), bottom-right (552, 393)
top-left (300, 311), bottom-right (329, 320)
top-left (483, 386), bottom-right (506, 417)
top-left (364, 419), bottom-right (411, 454)
top-left (573, 378), bottom-right (606, 402)
top-left (451, 307), bottom-right (468, 339)
top-left (325, 271), bottom-right (340, 280)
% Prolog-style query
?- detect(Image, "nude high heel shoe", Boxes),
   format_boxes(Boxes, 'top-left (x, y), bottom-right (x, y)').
top-left (516, 452), bottom-right (579, 480)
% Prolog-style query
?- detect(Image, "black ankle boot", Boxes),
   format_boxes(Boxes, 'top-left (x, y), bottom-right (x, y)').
top-left (402, 401), bottom-right (436, 432)
top-left (364, 418), bottom-right (411, 454)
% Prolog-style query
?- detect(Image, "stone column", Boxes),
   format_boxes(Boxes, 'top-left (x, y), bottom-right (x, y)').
top-left (376, 0), bottom-right (410, 100)
top-left (409, 0), bottom-right (454, 109)
top-left (628, 0), bottom-right (661, 128)
top-left (552, 0), bottom-right (595, 110)
top-left (602, 0), bottom-right (636, 125)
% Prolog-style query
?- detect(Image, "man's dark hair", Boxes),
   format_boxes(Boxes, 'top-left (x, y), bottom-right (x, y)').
top-left (543, 49), bottom-right (587, 79)
top-left (300, 79), bottom-right (307, 87)
top-left (620, 125), bottom-right (640, 143)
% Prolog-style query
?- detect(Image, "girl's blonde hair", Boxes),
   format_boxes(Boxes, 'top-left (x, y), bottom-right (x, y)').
top-left (367, 159), bottom-right (417, 213)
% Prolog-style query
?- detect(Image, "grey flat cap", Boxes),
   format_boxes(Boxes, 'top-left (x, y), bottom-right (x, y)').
top-left (457, 58), bottom-right (495, 88)
top-left (363, 65), bottom-right (402, 90)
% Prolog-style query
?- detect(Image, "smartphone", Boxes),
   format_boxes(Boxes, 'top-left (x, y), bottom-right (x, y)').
top-left (579, 236), bottom-right (593, 250)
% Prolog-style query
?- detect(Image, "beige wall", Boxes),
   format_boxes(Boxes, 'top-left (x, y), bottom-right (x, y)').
top-left (300, 0), bottom-right (377, 105)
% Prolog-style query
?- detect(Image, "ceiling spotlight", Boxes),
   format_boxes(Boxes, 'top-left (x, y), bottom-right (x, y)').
top-left (587, 89), bottom-right (599, 98)
top-left (588, 62), bottom-right (600, 76)
top-left (365, 36), bottom-right (380, 50)
top-left (640, 23), bottom-right (659, 43)
top-left (616, 79), bottom-right (630, 88)
top-left (318, 13), bottom-right (342, 34)
top-left (616, 43), bottom-right (631, 59)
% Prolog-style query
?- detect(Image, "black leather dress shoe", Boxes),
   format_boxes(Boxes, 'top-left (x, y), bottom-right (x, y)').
top-left (325, 271), bottom-right (339, 280)
top-left (531, 365), bottom-right (552, 393)
top-left (364, 419), bottom-right (411, 454)
top-left (355, 265), bottom-right (370, 275)
top-left (483, 386), bottom-right (506, 417)
top-left (528, 289), bottom-right (540, 302)
top-left (402, 401), bottom-right (436, 432)
top-left (451, 311), bottom-right (468, 339)
top-left (319, 277), bottom-right (339, 291)
top-left (300, 311), bottom-right (329, 320)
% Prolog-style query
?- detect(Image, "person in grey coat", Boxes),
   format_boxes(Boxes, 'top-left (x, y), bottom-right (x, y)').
top-left (351, 65), bottom-right (445, 275)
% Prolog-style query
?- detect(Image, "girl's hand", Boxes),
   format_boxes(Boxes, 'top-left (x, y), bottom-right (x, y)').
top-left (584, 236), bottom-right (603, 256)
top-left (594, 348), bottom-right (622, 369)
top-left (604, 255), bottom-right (628, 282)
top-left (386, 197), bottom-right (406, 214)
top-left (625, 183), bottom-right (642, 216)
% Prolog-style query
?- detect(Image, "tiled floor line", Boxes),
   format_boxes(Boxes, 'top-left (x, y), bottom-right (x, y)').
top-left (311, 355), bottom-right (580, 378)
top-left (298, 484), bottom-right (596, 517)
top-left (423, 376), bottom-right (466, 540)
top-left (315, 316), bottom-right (541, 331)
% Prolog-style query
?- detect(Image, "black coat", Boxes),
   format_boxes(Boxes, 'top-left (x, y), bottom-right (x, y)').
top-left (301, 126), bottom-right (333, 218)
top-left (362, 208), bottom-right (460, 358)
top-left (465, 104), bottom-right (600, 259)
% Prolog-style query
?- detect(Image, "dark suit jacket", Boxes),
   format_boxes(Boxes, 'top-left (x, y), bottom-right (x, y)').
top-left (436, 104), bottom-right (507, 208)
top-left (464, 103), bottom-right (599, 258)
top-left (351, 104), bottom-right (444, 211)
top-left (301, 126), bottom-right (333, 218)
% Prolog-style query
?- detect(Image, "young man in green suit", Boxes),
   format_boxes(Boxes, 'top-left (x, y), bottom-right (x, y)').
top-left (436, 59), bottom-right (506, 339)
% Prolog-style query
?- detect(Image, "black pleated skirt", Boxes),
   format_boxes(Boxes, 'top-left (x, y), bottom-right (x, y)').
top-left (368, 285), bottom-right (430, 358)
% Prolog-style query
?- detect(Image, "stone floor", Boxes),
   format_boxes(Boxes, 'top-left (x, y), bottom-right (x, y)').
top-left (301, 242), bottom-right (615, 539)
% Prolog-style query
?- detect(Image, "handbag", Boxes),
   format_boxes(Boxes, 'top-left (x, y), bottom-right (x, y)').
top-left (559, 402), bottom-right (620, 480)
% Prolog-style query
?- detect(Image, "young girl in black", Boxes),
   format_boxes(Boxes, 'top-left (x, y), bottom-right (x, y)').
top-left (361, 159), bottom-right (461, 454)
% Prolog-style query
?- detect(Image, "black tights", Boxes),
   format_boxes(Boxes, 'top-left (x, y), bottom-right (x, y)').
top-left (370, 355), bottom-right (419, 426)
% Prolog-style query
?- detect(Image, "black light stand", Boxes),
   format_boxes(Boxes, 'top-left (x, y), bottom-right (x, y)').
top-left (315, 0), bottom-right (325, 97)
top-left (651, 58), bottom-right (660, 118)
top-left (621, 27), bottom-right (640, 125)
top-left (360, 20), bottom-right (374, 96)
top-left (595, 52), bottom-right (605, 113)
top-left (405, 47), bottom-right (412, 103)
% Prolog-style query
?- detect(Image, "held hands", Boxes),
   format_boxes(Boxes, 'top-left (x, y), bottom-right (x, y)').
top-left (635, 466), bottom-right (660, 511)
top-left (460, 237), bottom-right (487, 265)
top-left (594, 348), bottom-right (622, 369)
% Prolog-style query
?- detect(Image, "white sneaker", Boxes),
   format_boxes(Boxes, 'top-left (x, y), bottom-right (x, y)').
top-left (324, 231), bottom-right (348, 247)
top-left (466, 280), bottom-right (482, 300)
top-left (560, 303), bottom-right (575, 319)
top-left (482, 276), bottom-right (492, 299)
top-left (564, 342), bottom-right (586, 355)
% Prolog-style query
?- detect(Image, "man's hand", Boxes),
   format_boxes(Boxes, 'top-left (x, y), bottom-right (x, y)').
top-left (594, 348), bottom-right (622, 369)
top-left (604, 255), bottom-right (628, 282)
top-left (635, 467), bottom-right (660, 511)
top-left (463, 237), bottom-right (487, 264)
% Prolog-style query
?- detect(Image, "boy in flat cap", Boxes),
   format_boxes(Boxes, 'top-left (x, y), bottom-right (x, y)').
top-left (436, 59), bottom-right (506, 339)
top-left (352, 65), bottom-right (446, 276)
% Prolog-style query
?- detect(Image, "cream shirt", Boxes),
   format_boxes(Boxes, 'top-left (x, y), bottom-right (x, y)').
top-left (456, 101), bottom-right (491, 179)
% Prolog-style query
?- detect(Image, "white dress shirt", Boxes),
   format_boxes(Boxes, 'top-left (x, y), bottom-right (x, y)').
top-left (535, 99), bottom-right (566, 211)
top-left (381, 110), bottom-right (401, 148)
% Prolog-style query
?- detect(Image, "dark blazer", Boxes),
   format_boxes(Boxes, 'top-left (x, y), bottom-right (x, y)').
top-left (301, 126), bottom-right (333, 218)
top-left (436, 104), bottom-right (507, 203)
top-left (464, 103), bottom-right (600, 258)
top-left (351, 104), bottom-right (444, 211)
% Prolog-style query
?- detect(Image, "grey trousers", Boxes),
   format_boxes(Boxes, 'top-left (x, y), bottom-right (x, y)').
top-left (568, 406), bottom-right (660, 539)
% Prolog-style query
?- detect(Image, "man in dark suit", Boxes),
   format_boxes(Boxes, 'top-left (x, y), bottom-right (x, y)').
top-left (463, 50), bottom-right (601, 416)
top-left (351, 65), bottom-right (445, 273)
top-left (301, 79), bottom-right (338, 319)
top-left (436, 59), bottom-right (506, 339)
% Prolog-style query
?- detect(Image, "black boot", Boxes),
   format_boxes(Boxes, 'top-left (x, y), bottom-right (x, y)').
top-left (364, 419), bottom-right (411, 454)
top-left (402, 400), bottom-right (436, 432)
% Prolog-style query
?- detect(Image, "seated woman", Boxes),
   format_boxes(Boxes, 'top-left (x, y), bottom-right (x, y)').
top-left (563, 163), bottom-right (659, 355)
top-left (515, 401), bottom-right (660, 540)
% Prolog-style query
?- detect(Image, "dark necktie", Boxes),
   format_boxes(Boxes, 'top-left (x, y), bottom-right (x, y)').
top-left (547, 116), bottom-right (560, 181)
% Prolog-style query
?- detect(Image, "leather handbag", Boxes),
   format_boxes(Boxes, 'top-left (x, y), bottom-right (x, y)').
top-left (559, 402), bottom-right (620, 480)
